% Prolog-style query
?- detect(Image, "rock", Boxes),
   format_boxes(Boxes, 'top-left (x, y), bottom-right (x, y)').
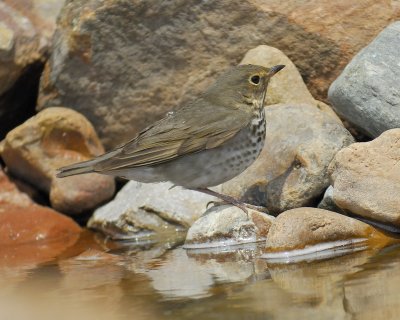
top-left (1, 107), bottom-right (115, 215)
top-left (264, 208), bottom-right (386, 254)
top-left (38, 0), bottom-right (400, 148)
top-left (328, 22), bottom-right (400, 138)
top-left (88, 181), bottom-right (218, 240)
top-left (240, 45), bottom-right (340, 122)
top-left (0, 169), bottom-right (81, 266)
top-left (221, 103), bottom-right (354, 214)
top-left (0, 1), bottom-right (64, 139)
top-left (317, 186), bottom-right (345, 214)
top-left (184, 205), bottom-right (274, 249)
top-left (329, 129), bottom-right (400, 228)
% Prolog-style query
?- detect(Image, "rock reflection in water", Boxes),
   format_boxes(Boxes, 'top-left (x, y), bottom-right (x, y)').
top-left (127, 244), bottom-right (269, 300)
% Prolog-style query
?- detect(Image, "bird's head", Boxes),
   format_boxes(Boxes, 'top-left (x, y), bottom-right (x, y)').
top-left (204, 64), bottom-right (285, 111)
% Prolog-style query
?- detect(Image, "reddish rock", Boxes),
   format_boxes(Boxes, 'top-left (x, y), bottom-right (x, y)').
top-left (0, 169), bottom-right (81, 267)
top-left (1, 107), bottom-right (115, 215)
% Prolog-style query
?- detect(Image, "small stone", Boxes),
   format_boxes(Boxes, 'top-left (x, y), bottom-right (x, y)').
top-left (88, 181), bottom-right (218, 240)
top-left (1, 107), bottom-right (115, 215)
top-left (265, 208), bottom-right (384, 253)
top-left (328, 22), bottom-right (400, 138)
top-left (221, 103), bottom-right (354, 214)
top-left (329, 129), bottom-right (400, 228)
top-left (184, 205), bottom-right (274, 249)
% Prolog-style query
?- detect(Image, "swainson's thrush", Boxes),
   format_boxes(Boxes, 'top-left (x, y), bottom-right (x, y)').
top-left (57, 64), bottom-right (285, 212)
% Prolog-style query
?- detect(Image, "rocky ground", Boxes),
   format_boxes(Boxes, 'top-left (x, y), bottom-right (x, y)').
top-left (0, 0), bottom-right (400, 266)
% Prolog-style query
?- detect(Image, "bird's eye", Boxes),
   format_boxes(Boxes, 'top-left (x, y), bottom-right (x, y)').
top-left (250, 75), bottom-right (260, 85)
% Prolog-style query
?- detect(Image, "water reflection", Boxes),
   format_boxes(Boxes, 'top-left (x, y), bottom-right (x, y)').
top-left (1, 233), bottom-right (400, 319)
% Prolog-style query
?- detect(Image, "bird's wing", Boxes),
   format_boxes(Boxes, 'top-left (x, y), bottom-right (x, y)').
top-left (95, 102), bottom-right (251, 171)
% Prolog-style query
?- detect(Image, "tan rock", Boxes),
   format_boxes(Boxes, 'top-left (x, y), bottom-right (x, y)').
top-left (329, 128), bottom-right (400, 228)
top-left (38, 0), bottom-right (399, 148)
top-left (1, 107), bottom-right (115, 215)
top-left (221, 103), bottom-right (354, 214)
top-left (240, 45), bottom-right (340, 122)
top-left (265, 208), bottom-right (386, 252)
top-left (184, 205), bottom-right (274, 249)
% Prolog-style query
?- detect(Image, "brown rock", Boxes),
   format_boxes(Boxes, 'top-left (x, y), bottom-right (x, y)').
top-left (329, 129), bottom-right (400, 228)
top-left (37, 0), bottom-right (399, 148)
top-left (1, 107), bottom-right (115, 215)
top-left (0, 1), bottom-right (64, 138)
top-left (0, 169), bottom-right (81, 267)
top-left (184, 205), bottom-right (274, 249)
top-left (221, 103), bottom-right (354, 214)
top-left (265, 208), bottom-right (385, 252)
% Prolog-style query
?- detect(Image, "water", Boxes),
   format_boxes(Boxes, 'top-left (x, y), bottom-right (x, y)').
top-left (1, 230), bottom-right (400, 320)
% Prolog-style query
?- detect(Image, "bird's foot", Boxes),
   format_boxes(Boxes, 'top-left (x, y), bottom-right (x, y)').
top-left (194, 188), bottom-right (269, 216)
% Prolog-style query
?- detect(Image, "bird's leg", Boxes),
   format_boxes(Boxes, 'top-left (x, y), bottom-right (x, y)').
top-left (193, 188), bottom-right (269, 216)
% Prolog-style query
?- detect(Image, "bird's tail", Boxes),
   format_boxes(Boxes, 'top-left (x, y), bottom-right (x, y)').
top-left (56, 159), bottom-right (97, 178)
top-left (56, 149), bottom-right (120, 178)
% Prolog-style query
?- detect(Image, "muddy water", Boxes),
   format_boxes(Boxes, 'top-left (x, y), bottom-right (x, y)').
top-left (1, 230), bottom-right (400, 320)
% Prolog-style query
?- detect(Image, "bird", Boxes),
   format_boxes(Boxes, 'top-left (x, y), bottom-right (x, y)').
top-left (57, 64), bottom-right (285, 212)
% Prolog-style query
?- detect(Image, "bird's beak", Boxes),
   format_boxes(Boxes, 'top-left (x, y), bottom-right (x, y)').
top-left (268, 65), bottom-right (285, 76)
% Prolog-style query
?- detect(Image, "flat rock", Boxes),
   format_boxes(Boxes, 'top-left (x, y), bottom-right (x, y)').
top-left (329, 129), bottom-right (400, 228)
top-left (328, 22), bottom-right (400, 138)
top-left (184, 205), bottom-right (274, 249)
top-left (221, 103), bottom-right (354, 214)
top-left (265, 208), bottom-right (384, 253)
top-left (88, 181), bottom-right (218, 240)
top-left (37, 0), bottom-right (399, 148)
top-left (1, 107), bottom-right (115, 215)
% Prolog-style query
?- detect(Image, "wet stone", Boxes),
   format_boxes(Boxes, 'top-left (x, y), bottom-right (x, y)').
top-left (184, 205), bottom-right (274, 249)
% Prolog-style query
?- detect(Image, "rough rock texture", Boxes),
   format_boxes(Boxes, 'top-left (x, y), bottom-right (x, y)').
top-left (88, 181), bottom-right (218, 239)
top-left (221, 103), bottom-right (354, 214)
top-left (184, 205), bottom-right (274, 248)
top-left (0, 0), bottom-right (65, 138)
top-left (0, 169), bottom-right (81, 266)
top-left (38, 0), bottom-right (400, 148)
top-left (328, 22), bottom-right (400, 138)
top-left (265, 208), bottom-right (381, 252)
top-left (240, 45), bottom-right (340, 122)
top-left (329, 129), bottom-right (400, 228)
top-left (1, 107), bottom-right (115, 215)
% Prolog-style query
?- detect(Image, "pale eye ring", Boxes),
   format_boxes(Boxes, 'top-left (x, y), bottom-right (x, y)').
top-left (250, 75), bottom-right (260, 85)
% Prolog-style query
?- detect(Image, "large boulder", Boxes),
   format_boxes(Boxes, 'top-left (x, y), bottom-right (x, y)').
top-left (221, 103), bottom-right (354, 214)
top-left (38, 0), bottom-right (399, 148)
top-left (328, 22), bottom-right (400, 138)
top-left (329, 129), bottom-right (400, 228)
top-left (1, 107), bottom-right (115, 215)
